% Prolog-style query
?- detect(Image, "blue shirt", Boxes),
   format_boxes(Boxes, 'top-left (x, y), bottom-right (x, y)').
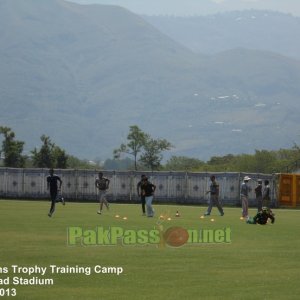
top-left (241, 182), bottom-right (249, 196)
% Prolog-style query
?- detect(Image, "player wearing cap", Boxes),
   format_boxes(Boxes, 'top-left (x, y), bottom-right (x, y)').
top-left (240, 176), bottom-right (251, 218)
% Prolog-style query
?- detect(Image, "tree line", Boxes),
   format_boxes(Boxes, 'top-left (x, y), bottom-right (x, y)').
top-left (0, 125), bottom-right (172, 170)
top-left (0, 126), bottom-right (95, 169)
top-left (1, 125), bottom-right (300, 173)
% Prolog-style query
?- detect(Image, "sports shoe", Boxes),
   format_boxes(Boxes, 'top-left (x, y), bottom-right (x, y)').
top-left (204, 212), bottom-right (210, 216)
top-left (220, 212), bottom-right (224, 216)
top-left (97, 211), bottom-right (102, 215)
top-left (61, 197), bottom-right (65, 205)
top-left (48, 213), bottom-right (52, 217)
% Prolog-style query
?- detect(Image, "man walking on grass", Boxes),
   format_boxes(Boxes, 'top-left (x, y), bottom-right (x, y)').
top-left (204, 175), bottom-right (224, 216)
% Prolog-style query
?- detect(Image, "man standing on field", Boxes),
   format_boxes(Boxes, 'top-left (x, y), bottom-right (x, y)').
top-left (262, 180), bottom-right (271, 208)
top-left (142, 177), bottom-right (156, 217)
top-left (137, 174), bottom-right (147, 216)
top-left (95, 172), bottom-right (110, 215)
top-left (240, 176), bottom-right (251, 218)
top-left (255, 179), bottom-right (263, 212)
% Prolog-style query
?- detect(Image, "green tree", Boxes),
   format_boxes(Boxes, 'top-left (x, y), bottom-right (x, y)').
top-left (164, 156), bottom-right (205, 171)
top-left (253, 150), bottom-right (277, 173)
top-left (31, 135), bottom-right (55, 168)
top-left (31, 135), bottom-right (69, 168)
top-left (53, 146), bottom-right (68, 169)
top-left (0, 126), bottom-right (25, 167)
top-left (228, 154), bottom-right (256, 172)
top-left (139, 138), bottom-right (173, 171)
top-left (113, 125), bottom-right (148, 170)
top-left (283, 144), bottom-right (300, 172)
top-left (206, 154), bottom-right (236, 171)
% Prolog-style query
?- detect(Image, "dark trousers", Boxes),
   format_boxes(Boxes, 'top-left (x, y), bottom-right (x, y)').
top-left (49, 190), bottom-right (63, 215)
top-left (257, 196), bottom-right (263, 212)
top-left (141, 196), bottom-right (146, 214)
top-left (207, 194), bottom-right (224, 214)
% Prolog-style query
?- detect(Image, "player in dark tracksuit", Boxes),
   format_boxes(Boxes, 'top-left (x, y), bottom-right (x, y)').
top-left (247, 207), bottom-right (275, 225)
top-left (47, 169), bottom-right (64, 217)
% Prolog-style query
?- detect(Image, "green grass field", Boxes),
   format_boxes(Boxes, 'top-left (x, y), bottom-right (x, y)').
top-left (0, 200), bottom-right (300, 300)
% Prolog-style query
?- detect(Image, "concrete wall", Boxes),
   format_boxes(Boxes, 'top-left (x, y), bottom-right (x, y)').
top-left (0, 168), bottom-right (277, 207)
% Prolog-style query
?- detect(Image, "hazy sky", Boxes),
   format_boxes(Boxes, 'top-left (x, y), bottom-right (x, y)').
top-left (69, 0), bottom-right (300, 16)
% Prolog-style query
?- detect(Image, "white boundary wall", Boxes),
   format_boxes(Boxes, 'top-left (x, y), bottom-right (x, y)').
top-left (0, 168), bottom-right (277, 206)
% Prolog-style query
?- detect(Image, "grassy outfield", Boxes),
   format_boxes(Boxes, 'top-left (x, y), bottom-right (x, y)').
top-left (0, 200), bottom-right (300, 300)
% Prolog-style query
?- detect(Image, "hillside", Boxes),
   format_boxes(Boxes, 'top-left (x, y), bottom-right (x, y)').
top-left (1, 1), bottom-right (300, 160)
top-left (143, 11), bottom-right (300, 60)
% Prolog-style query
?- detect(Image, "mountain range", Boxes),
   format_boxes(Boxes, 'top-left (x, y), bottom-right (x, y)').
top-left (71, 0), bottom-right (300, 17)
top-left (1, 0), bottom-right (300, 161)
top-left (143, 11), bottom-right (300, 60)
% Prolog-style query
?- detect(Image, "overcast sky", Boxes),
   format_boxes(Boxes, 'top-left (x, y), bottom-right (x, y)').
top-left (69, 0), bottom-right (300, 16)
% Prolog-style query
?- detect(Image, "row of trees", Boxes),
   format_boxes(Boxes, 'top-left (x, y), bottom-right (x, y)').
top-left (0, 126), bottom-right (69, 168)
top-left (163, 148), bottom-right (300, 173)
top-left (0, 126), bottom-right (95, 169)
top-left (1, 125), bottom-right (300, 173)
top-left (0, 125), bottom-right (172, 170)
top-left (109, 148), bottom-right (300, 173)
top-left (109, 126), bottom-right (300, 173)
